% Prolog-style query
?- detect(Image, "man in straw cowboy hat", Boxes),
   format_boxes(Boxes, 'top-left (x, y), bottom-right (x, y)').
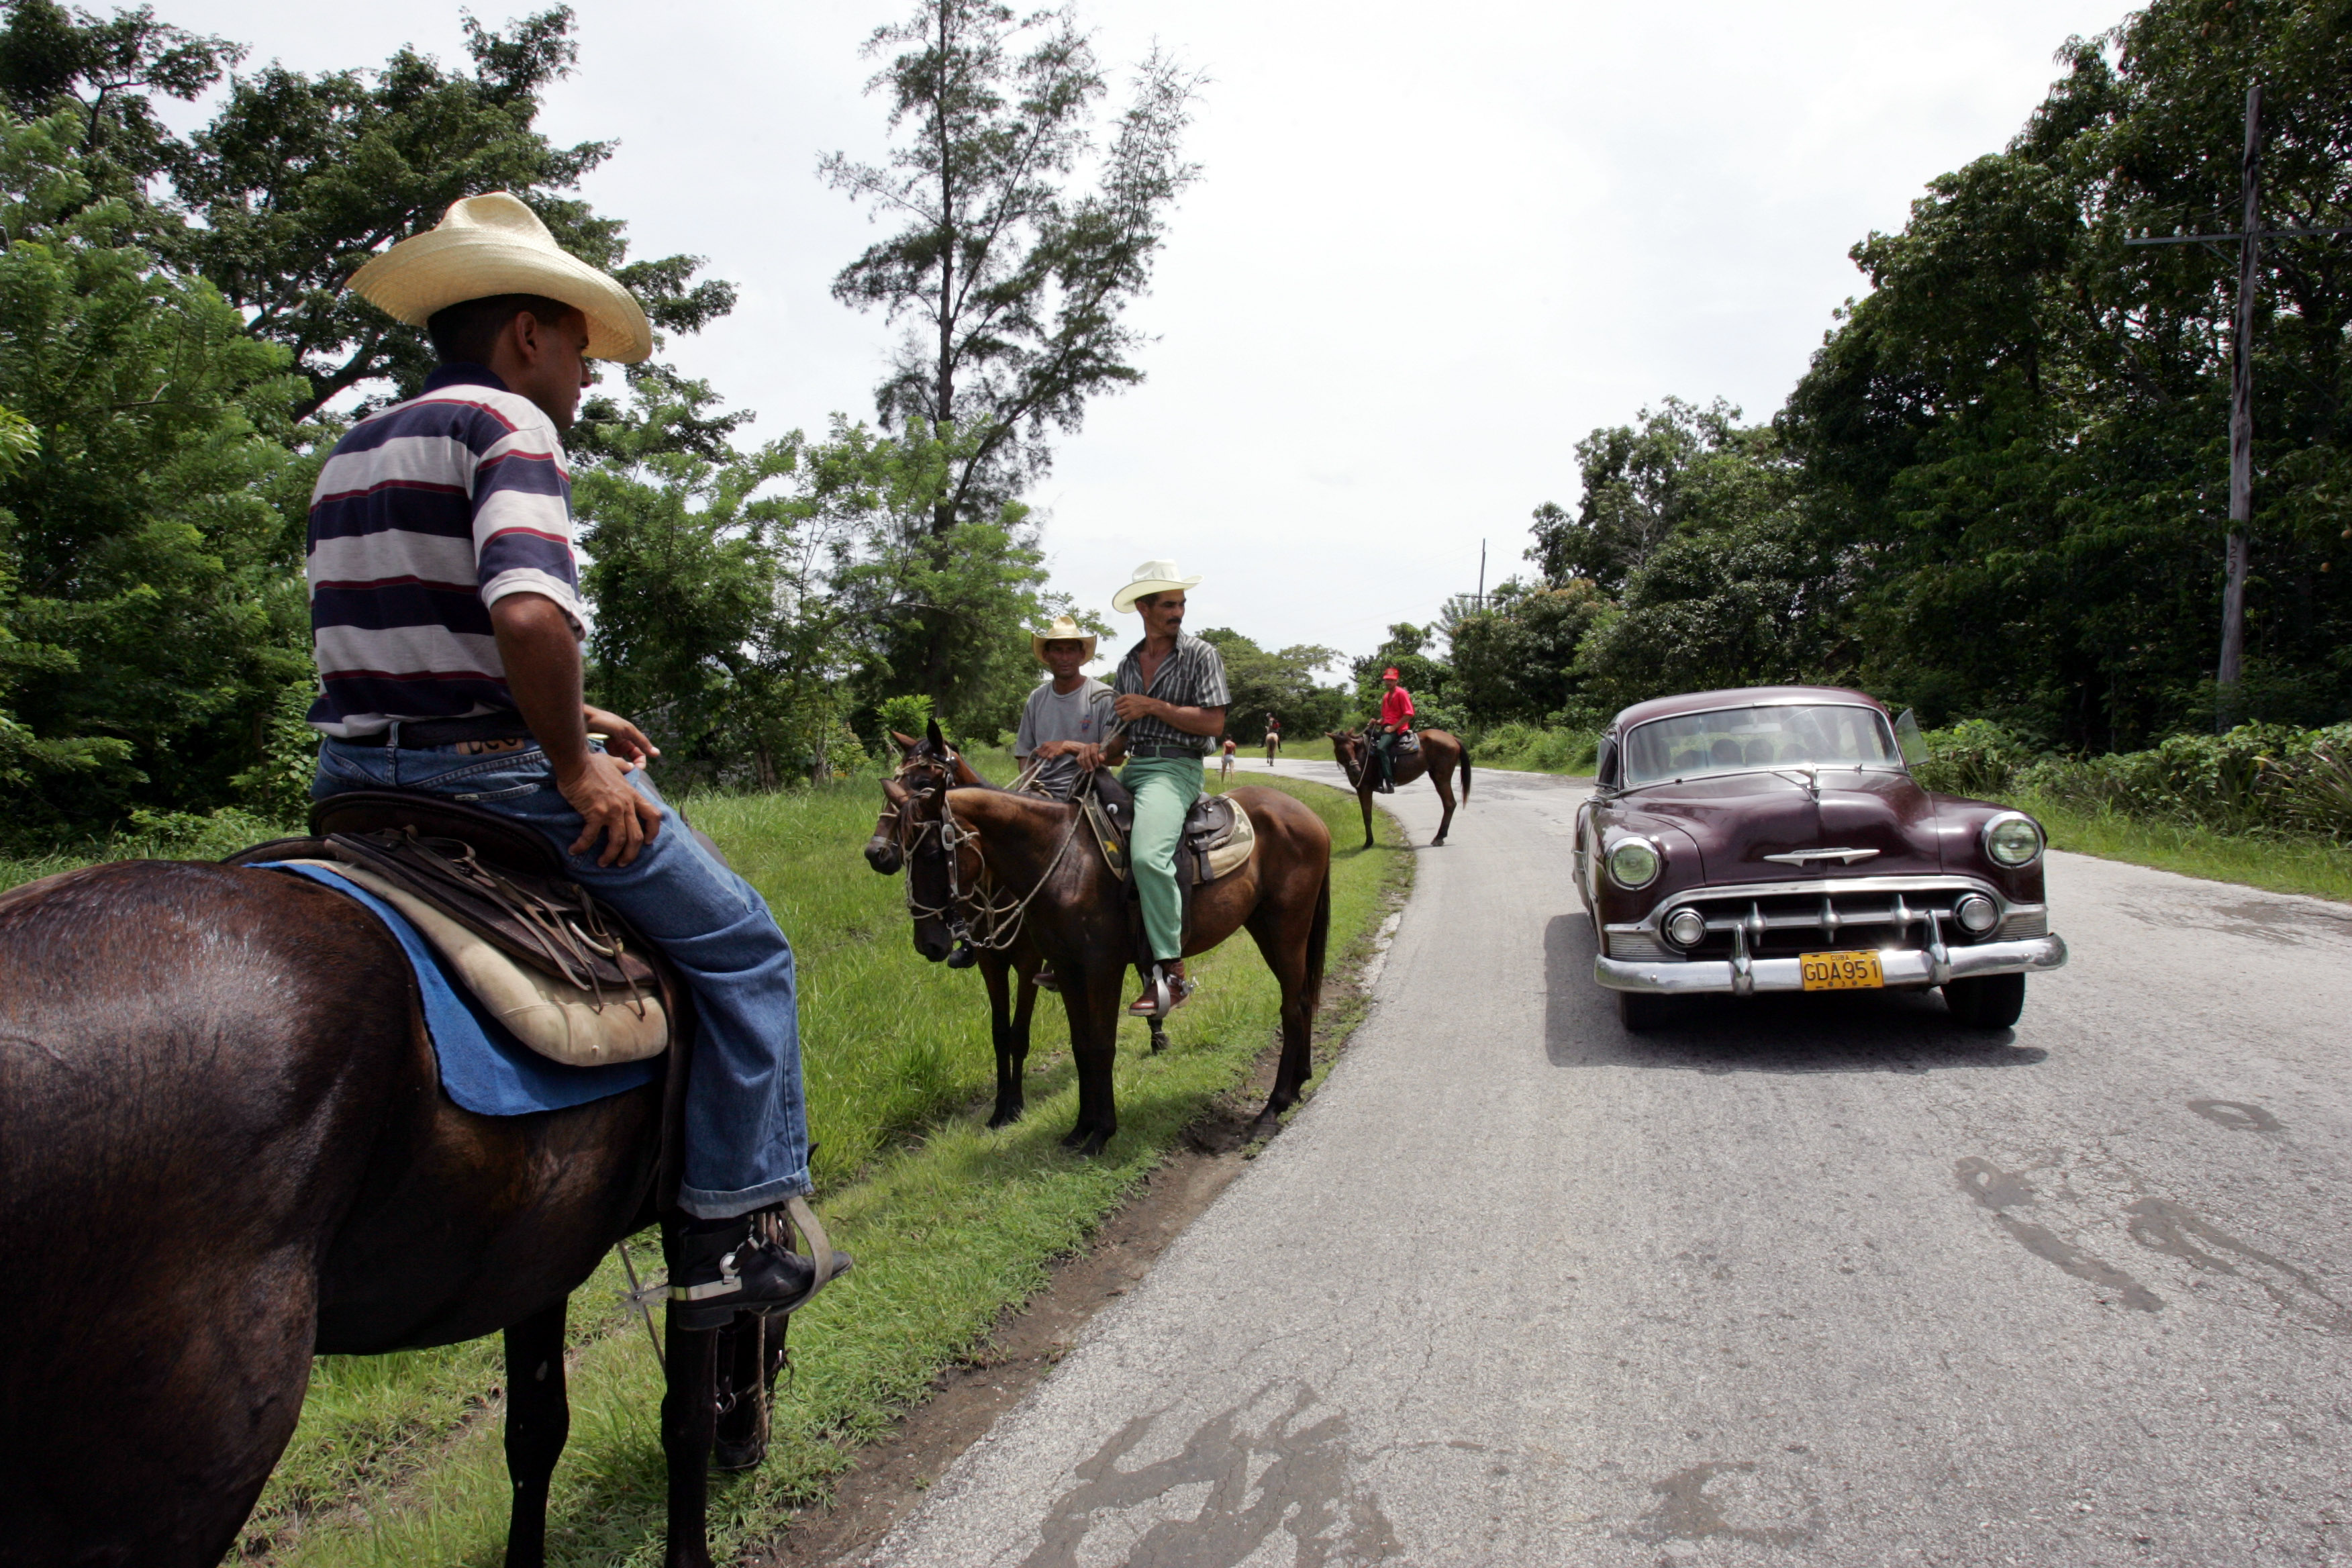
top-left (1057, 561), bottom-right (1229, 1017)
top-left (305, 192), bottom-right (848, 1326)
top-left (1014, 614), bottom-right (1115, 800)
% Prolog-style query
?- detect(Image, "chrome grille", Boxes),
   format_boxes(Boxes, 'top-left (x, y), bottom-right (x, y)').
top-left (1654, 882), bottom-right (2006, 961)
top-left (1606, 931), bottom-right (1673, 961)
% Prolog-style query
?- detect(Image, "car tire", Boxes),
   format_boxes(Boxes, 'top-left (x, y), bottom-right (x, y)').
top-left (1616, 989), bottom-right (1671, 1032)
top-left (1943, 973), bottom-right (2026, 1029)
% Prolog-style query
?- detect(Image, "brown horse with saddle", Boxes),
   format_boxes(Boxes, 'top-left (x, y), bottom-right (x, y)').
top-left (1328, 724), bottom-right (1472, 848)
top-left (0, 791), bottom-right (804, 1567)
top-left (866, 722), bottom-right (1333, 1150)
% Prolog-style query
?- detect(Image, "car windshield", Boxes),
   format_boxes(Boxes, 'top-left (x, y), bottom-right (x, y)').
top-left (1622, 703), bottom-right (1901, 787)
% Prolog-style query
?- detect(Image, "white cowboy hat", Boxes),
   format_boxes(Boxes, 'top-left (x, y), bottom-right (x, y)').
top-left (346, 192), bottom-right (654, 364)
top-left (1031, 614), bottom-right (1098, 664)
top-left (1112, 559), bottom-right (1204, 614)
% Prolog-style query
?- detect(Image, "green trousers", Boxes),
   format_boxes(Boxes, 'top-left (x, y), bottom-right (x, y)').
top-left (1122, 755), bottom-right (1204, 963)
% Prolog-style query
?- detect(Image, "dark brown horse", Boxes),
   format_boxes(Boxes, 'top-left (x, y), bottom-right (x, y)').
top-left (868, 729), bottom-right (1333, 1151)
top-left (861, 734), bottom-right (1164, 1131)
top-left (0, 858), bottom-right (783, 1568)
top-left (1327, 727), bottom-right (1471, 848)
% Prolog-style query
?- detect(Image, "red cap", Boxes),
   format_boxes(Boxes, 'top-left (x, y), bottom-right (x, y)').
top-left (1381, 667), bottom-right (1401, 681)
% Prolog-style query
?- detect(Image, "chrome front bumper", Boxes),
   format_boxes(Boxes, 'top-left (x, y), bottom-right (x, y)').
top-left (1595, 932), bottom-right (2068, 997)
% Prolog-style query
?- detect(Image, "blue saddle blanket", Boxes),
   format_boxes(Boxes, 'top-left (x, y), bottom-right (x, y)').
top-left (263, 862), bottom-right (662, 1116)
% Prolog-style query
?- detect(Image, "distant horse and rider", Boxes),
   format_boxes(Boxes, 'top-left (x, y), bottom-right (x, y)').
top-left (1326, 666), bottom-right (1471, 848)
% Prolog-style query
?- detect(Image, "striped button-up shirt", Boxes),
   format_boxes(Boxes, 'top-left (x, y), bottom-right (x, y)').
top-left (1110, 632), bottom-right (1230, 756)
top-left (305, 363), bottom-right (585, 738)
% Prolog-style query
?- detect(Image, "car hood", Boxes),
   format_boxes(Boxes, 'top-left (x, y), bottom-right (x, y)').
top-left (1616, 769), bottom-right (1945, 881)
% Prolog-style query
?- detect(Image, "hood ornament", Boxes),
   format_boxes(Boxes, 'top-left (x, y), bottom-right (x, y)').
top-left (1763, 847), bottom-right (1880, 866)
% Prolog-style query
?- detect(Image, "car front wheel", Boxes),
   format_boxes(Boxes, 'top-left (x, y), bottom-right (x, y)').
top-left (1943, 973), bottom-right (2026, 1029)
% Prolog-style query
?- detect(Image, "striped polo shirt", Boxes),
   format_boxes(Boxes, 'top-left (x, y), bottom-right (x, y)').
top-left (1109, 632), bottom-right (1230, 756)
top-left (305, 363), bottom-right (585, 738)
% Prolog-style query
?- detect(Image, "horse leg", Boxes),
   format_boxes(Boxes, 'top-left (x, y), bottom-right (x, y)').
top-left (1430, 767), bottom-right (1458, 846)
top-left (1358, 785), bottom-right (1376, 849)
top-left (712, 1313), bottom-right (772, 1472)
top-left (982, 956), bottom-right (1026, 1128)
top-left (1244, 881), bottom-right (1326, 1137)
top-left (1058, 970), bottom-right (1123, 1156)
top-left (502, 1297), bottom-right (570, 1567)
top-left (661, 1315), bottom-right (720, 1568)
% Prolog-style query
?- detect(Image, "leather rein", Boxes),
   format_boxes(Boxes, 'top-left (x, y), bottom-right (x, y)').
top-left (887, 751), bottom-right (1083, 957)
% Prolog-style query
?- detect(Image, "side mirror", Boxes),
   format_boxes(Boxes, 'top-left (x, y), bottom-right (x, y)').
top-left (1894, 709), bottom-right (1930, 769)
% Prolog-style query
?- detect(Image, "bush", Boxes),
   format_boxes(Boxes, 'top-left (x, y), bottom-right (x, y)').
top-left (1472, 723), bottom-right (1600, 774)
top-left (1917, 720), bottom-right (2352, 842)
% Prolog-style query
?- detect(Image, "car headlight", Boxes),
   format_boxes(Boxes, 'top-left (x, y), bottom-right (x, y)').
top-left (1953, 892), bottom-right (2000, 934)
top-left (1664, 907), bottom-right (1708, 947)
top-left (1983, 814), bottom-right (2044, 869)
top-left (1607, 837), bottom-right (1661, 889)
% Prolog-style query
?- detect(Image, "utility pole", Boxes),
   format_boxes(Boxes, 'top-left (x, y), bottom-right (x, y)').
top-left (2124, 84), bottom-right (2351, 729)
top-left (1476, 538), bottom-right (1486, 613)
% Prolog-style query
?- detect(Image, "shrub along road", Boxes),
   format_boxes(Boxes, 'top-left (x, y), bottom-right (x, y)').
top-left (865, 761), bottom-right (2352, 1565)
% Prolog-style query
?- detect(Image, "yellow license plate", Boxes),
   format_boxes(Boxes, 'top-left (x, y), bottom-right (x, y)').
top-left (1800, 950), bottom-right (1884, 991)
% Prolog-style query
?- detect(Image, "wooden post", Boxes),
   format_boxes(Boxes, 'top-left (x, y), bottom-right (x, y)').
top-left (2217, 83), bottom-right (2261, 727)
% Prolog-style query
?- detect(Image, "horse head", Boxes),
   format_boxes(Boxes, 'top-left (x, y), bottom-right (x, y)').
top-left (1326, 729), bottom-right (1365, 787)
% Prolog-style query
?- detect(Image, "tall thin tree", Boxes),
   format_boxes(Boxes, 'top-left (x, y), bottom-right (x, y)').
top-left (822, 0), bottom-right (1199, 535)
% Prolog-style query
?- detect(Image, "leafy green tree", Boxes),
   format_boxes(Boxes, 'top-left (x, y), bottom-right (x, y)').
top-left (173, 6), bottom-right (734, 420)
top-left (1781, 0), bottom-right (2351, 743)
top-left (0, 0), bottom-right (236, 185)
top-left (822, 0), bottom-right (1199, 535)
top-left (812, 415), bottom-right (1085, 738)
top-left (1348, 624), bottom-right (1458, 730)
top-left (1447, 577), bottom-right (1611, 724)
top-left (1195, 627), bottom-right (1345, 738)
top-left (1530, 397), bottom-right (1781, 595)
top-left (575, 379), bottom-right (848, 790)
top-left (0, 107), bottom-right (309, 830)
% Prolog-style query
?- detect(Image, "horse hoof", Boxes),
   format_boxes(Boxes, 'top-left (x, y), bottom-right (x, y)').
top-left (986, 1104), bottom-right (1025, 1129)
top-left (712, 1435), bottom-right (767, 1473)
top-left (1247, 1110), bottom-right (1283, 1142)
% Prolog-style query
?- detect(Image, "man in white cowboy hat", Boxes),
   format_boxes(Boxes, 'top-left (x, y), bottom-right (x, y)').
top-left (1065, 561), bottom-right (1228, 1016)
top-left (1015, 614), bottom-right (1115, 799)
top-left (305, 192), bottom-right (847, 1326)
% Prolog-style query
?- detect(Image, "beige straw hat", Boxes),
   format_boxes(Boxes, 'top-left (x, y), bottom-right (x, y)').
top-left (1112, 559), bottom-right (1204, 614)
top-left (346, 192), bottom-right (653, 363)
top-left (1031, 614), bottom-right (1099, 664)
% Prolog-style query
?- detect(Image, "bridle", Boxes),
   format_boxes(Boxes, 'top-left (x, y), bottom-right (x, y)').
top-left (883, 748), bottom-right (1083, 964)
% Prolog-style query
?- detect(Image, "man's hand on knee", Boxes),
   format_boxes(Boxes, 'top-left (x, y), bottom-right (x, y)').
top-left (559, 751), bottom-right (664, 866)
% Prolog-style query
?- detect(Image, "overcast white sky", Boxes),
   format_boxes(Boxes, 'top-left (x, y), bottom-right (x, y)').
top-left (163, 0), bottom-right (2132, 668)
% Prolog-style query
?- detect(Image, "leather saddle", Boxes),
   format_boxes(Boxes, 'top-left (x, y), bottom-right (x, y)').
top-left (1069, 771), bottom-right (1256, 963)
top-left (224, 791), bottom-right (680, 1059)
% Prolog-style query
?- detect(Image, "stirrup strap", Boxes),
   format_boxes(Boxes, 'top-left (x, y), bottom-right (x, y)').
top-left (787, 1195), bottom-right (838, 1291)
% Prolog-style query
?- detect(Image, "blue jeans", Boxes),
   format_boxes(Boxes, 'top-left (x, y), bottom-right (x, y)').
top-left (313, 738), bottom-right (810, 1219)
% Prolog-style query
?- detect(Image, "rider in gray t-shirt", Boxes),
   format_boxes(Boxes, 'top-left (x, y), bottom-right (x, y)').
top-left (1016, 617), bottom-right (1115, 798)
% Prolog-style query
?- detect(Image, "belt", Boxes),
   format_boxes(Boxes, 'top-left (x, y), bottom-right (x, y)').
top-left (1126, 743), bottom-right (1208, 760)
top-left (378, 714), bottom-right (536, 748)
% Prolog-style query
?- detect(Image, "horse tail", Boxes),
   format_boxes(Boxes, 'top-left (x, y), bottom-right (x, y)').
top-left (1306, 867), bottom-right (1332, 1002)
top-left (1459, 743), bottom-right (1473, 805)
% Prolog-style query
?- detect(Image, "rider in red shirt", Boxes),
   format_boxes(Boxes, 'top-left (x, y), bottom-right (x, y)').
top-left (1373, 668), bottom-right (1414, 793)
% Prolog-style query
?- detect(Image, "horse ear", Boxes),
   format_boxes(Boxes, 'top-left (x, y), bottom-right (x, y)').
top-left (882, 778), bottom-right (910, 805)
top-left (891, 731), bottom-right (918, 755)
top-left (926, 717), bottom-right (946, 749)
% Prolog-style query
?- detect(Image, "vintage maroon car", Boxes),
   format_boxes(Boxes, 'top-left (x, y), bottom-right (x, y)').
top-left (1577, 685), bottom-right (2067, 1031)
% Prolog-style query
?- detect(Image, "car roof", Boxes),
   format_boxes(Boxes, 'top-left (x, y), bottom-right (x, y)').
top-left (1607, 685), bottom-right (1889, 734)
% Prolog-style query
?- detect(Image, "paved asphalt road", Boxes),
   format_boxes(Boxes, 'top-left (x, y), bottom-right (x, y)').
top-left (864, 759), bottom-right (2352, 1567)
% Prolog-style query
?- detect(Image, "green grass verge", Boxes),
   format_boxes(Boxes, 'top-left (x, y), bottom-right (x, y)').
top-left (1469, 723), bottom-right (1598, 776)
top-left (2017, 790), bottom-right (2352, 905)
top-left (202, 761), bottom-right (1410, 1565)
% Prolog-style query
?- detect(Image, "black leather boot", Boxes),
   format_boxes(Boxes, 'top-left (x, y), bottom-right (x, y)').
top-left (665, 1210), bottom-right (854, 1332)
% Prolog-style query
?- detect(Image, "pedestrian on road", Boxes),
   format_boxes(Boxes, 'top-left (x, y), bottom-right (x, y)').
top-left (1220, 736), bottom-right (1237, 781)
top-left (1014, 615), bottom-right (1114, 800)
